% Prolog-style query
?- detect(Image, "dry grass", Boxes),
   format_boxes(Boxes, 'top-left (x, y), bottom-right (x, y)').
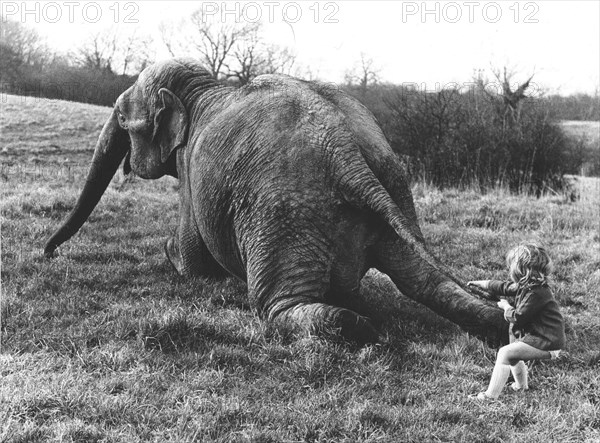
top-left (2, 94), bottom-right (599, 442)
top-left (560, 120), bottom-right (600, 146)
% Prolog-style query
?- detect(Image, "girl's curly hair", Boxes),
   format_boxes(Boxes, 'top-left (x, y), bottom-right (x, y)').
top-left (506, 243), bottom-right (553, 287)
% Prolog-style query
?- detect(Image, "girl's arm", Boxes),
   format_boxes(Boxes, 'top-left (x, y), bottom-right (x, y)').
top-left (504, 289), bottom-right (551, 326)
top-left (487, 281), bottom-right (519, 298)
top-left (467, 280), bottom-right (517, 302)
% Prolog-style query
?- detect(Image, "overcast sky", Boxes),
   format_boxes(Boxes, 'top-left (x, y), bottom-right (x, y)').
top-left (8, 1), bottom-right (600, 95)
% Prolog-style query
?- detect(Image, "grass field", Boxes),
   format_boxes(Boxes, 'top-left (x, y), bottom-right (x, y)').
top-left (2, 94), bottom-right (599, 442)
top-left (560, 120), bottom-right (600, 146)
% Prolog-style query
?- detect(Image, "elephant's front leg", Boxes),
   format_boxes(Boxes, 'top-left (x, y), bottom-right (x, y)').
top-left (165, 201), bottom-right (228, 280)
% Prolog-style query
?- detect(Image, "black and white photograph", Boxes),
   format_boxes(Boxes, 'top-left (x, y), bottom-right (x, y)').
top-left (1, 1), bottom-right (599, 441)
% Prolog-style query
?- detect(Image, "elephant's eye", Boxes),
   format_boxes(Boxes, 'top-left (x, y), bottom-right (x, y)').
top-left (117, 111), bottom-right (127, 128)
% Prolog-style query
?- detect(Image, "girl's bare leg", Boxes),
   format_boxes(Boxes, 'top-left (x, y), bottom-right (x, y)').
top-left (497, 342), bottom-right (552, 365)
top-left (483, 342), bottom-right (551, 398)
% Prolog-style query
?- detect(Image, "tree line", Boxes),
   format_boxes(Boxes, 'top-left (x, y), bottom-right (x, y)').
top-left (347, 65), bottom-right (598, 191)
top-left (2, 15), bottom-right (598, 192)
top-left (0, 11), bottom-right (299, 105)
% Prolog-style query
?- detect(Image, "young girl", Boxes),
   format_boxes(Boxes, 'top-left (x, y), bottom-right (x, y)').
top-left (467, 243), bottom-right (566, 400)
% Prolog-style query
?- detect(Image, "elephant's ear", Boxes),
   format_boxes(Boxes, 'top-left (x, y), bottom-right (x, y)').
top-left (153, 88), bottom-right (188, 163)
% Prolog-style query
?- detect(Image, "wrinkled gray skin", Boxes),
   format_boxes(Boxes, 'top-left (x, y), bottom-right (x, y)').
top-left (45, 59), bottom-right (507, 346)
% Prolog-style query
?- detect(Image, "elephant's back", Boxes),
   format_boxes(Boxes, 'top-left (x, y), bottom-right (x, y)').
top-left (188, 79), bottom-right (340, 265)
top-left (240, 76), bottom-right (399, 169)
top-left (187, 75), bottom-right (390, 274)
top-left (194, 75), bottom-right (352, 171)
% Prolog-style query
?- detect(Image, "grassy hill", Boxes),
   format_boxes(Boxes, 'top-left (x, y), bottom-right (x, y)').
top-left (2, 94), bottom-right (599, 442)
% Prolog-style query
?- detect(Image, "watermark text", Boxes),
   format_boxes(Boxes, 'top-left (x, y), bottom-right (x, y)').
top-left (199, 2), bottom-right (339, 24)
top-left (1, 1), bottom-right (139, 24)
top-left (401, 2), bottom-right (539, 24)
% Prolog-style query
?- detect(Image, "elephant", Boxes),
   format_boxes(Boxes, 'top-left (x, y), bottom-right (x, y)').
top-left (45, 58), bottom-right (507, 346)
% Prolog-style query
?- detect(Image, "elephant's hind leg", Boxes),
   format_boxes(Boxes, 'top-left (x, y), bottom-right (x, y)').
top-left (247, 252), bottom-right (379, 343)
top-left (243, 202), bottom-right (379, 343)
top-left (274, 302), bottom-right (379, 344)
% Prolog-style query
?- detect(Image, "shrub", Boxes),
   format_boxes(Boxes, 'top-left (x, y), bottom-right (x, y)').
top-left (348, 83), bottom-right (591, 194)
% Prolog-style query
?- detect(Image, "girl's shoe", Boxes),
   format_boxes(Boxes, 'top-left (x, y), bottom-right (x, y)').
top-left (468, 392), bottom-right (497, 401)
top-left (510, 382), bottom-right (529, 392)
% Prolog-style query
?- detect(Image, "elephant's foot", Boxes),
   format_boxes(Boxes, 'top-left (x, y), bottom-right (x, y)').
top-left (164, 237), bottom-right (184, 276)
top-left (274, 302), bottom-right (379, 344)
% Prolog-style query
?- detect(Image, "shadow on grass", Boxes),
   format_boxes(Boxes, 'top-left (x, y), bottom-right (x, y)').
top-left (139, 317), bottom-right (249, 354)
top-left (68, 250), bottom-right (143, 265)
top-left (139, 269), bottom-right (469, 360)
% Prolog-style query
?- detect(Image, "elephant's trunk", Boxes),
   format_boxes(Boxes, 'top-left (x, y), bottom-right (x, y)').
top-left (44, 108), bottom-right (130, 257)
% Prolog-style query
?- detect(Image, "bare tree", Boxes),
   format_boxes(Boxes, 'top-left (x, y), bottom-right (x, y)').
top-left (224, 23), bottom-right (262, 84)
top-left (226, 25), bottom-right (296, 84)
top-left (159, 19), bottom-right (188, 58)
top-left (188, 10), bottom-right (254, 79)
top-left (118, 29), bottom-right (154, 75)
top-left (345, 52), bottom-right (380, 94)
top-left (492, 66), bottom-right (534, 125)
top-left (160, 16), bottom-right (296, 84)
top-left (0, 18), bottom-right (51, 76)
top-left (258, 44), bottom-right (296, 76)
top-left (294, 65), bottom-right (320, 81)
top-left (75, 27), bottom-right (154, 75)
top-left (75, 29), bottom-right (118, 72)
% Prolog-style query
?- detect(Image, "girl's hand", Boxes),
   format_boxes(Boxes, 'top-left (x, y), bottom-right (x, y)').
top-left (497, 299), bottom-right (512, 310)
top-left (467, 280), bottom-right (490, 290)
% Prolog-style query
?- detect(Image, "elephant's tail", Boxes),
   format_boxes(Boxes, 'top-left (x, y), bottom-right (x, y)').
top-left (328, 140), bottom-right (507, 347)
top-left (329, 143), bottom-right (445, 272)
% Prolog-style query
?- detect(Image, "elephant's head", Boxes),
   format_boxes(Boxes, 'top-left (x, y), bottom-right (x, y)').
top-left (114, 62), bottom-right (194, 179)
top-left (44, 59), bottom-right (215, 257)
